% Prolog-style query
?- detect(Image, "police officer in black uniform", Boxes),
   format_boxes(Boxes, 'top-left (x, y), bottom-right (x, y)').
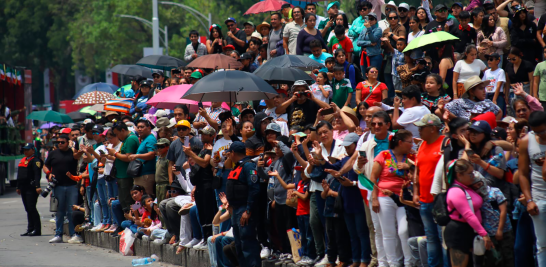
top-left (225, 141), bottom-right (261, 267)
top-left (16, 143), bottom-right (42, 236)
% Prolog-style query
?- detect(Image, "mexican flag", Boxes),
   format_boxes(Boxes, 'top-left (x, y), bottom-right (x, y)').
top-left (16, 70), bottom-right (22, 85)
top-left (6, 67), bottom-right (12, 84)
top-left (0, 64), bottom-right (4, 81)
top-left (358, 173), bottom-right (374, 206)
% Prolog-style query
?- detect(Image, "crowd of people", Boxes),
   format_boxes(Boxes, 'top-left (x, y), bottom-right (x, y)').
top-left (14, 0), bottom-right (546, 267)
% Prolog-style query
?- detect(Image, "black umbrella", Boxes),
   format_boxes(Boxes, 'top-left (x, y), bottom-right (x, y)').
top-left (181, 71), bottom-right (278, 102)
top-left (136, 55), bottom-right (187, 71)
top-left (111, 64), bottom-right (153, 78)
top-left (67, 111), bottom-right (91, 122)
top-left (253, 65), bottom-right (314, 84)
top-left (261, 54), bottom-right (325, 71)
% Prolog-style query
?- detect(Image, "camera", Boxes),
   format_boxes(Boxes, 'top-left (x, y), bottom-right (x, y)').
top-left (295, 91), bottom-right (311, 98)
top-left (41, 176), bottom-right (58, 198)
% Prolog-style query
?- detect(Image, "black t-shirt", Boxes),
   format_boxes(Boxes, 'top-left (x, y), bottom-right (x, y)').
top-left (226, 29), bottom-right (248, 54)
top-left (424, 18), bottom-right (459, 36)
top-left (538, 13), bottom-right (546, 44)
top-left (402, 19), bottom-right (410, 35)
top-left (453, 27), bottom-right (477, 53)
top-left (506, 60), bottom-right (535, 83)
top-left (288, 99), bottom-right (320, 127)
top-left (189, 149), bottom-right (213, 187)
top-left (44, 148), bottom-right (78, 186)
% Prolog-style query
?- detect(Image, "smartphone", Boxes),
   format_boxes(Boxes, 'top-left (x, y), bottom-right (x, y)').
top-left (259, 153), bottom-right (265, 160)
top-left (99, 150), bottom-right (105, 155)
top-left (465, 149), bottom-right (475, 157)
top-left (320, 108), bottom-right (335, 116)
top-left (293, 132), bottom-right (307, 137)
top-left (130, 202), bottom-right (141, 210)
top-left (174, 165), bottom-right (181, 172)
top-left (184, 136), bottom-right (190, 147)
top-left (359, 151), bottom-right (367, 158)
top-left (522, 126), bottom-right (529, 134)
top-left (198, 102), bottom-right (203, 109)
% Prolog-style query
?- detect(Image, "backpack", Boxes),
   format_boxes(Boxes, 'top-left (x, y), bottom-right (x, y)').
top-left (432, 184), bottom-right (473, 226)
top-left (345, 63), bottom-right (364, 85)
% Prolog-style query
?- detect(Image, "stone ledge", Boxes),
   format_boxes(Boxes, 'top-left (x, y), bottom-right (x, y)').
top-left (79, 230), bottom-right (301, 267)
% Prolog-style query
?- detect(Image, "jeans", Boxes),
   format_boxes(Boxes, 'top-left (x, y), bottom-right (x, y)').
top-left (53, 185), bottom-right (78, 237)
top-left (297, 215), bottom-right (315, 258)
top-left (368, 54), bottom-right (383, 71)
top-left (111, 200), bottom-right (124, 226)
top-left (96, 178), bottom-right (111, 225)
top-left (344, 211), bottom-right (371, 263)
top-left (515, 210), bottom-right (536, 267)
top-left (369, 201), bottom-right (388, 267)
top-left (378, 197), bottom-right (411, 267)
top-left (121, 220), bottom-right (137, 233)
top-left (86, 186), bottom-right (98, 225)
top-left (486, 92), bottom-right (506, 118)
top-left (420, 202), bottom-right (444, 267)
top-left (106, 178), bottom-right (118, 225)
top-left (531, 199), bottom-right (546, 267)
top-left (93, 201), bottom-right (102, 227)
top-left (208, 235), bottom-right (236, 267)
top-left (384, 73), bottom-right (395, 98)
top-left (325, 216), bottom-right (352, 264)
top-left (190, 205), bottom-right (203, 240)
top-left (310, 191), bottom-right (327, 256)
top-left (231, 205), bottom-right (261, 267)
top-left (408, 236), bottom-right (428, 267)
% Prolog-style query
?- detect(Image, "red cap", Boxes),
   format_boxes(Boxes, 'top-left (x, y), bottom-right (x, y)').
top-left (61, 128), bottom-right (72, 134)
top-left (471, 112), bottom-right (497, 129)
top-left (223, 45), bottom-right (235, 51)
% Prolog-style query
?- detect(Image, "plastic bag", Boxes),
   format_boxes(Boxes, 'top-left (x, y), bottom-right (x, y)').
top-left (473, 235), bottom-right (485, 256)
top-left (120, 228), bottom-right (135, 256)
top-left (287, 228), bottom-right (302, 263)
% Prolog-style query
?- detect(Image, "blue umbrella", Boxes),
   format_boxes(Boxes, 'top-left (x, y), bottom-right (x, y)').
top-left (73, 83), bottom-right (119, 99)
top-left (40, 122), bottom-right (61, 129)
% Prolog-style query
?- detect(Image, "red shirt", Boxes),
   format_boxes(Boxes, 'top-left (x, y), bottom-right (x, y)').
top-left (333, 37), bottom-right (354, 54)
top-left (356, 81), bottom-right (388, 107)
top-left (374, 151), bottom-right (416, 197)
top-left (296, 180), bottom-right (310, 216)
top-left (416, 137), bottom-right (446, 203)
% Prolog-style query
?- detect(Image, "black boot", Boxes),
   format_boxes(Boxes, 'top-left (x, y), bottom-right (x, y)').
top-left (20, 230), bottom-right (31, 236)
top-left (27, 230), bottom-right (41, 236)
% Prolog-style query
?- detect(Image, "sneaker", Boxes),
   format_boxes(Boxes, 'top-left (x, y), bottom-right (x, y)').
top-left (314, 255), bottom-right (329, 266)
top-left (68, 234), bottom-right (83, 244)
top-left (183, 238), bottom-right (201, 248)
top-left (193, 240), bottom-right (208, 250)
top-left (283, 254), bottom-right (293, 263)
top-left (98, 224), bottom-right (110, 232)
top-left (267, 252), bottom-right (280, 261)
top-left (49, 236), bottom-right (63, 243)
top-left (49, 218), bottom-right (56, 223)
top-left (297, 256), bottom-right (314, 266)
top-left (90, 224), bottom-right (103, 232)
top-left (142, 235), bottom-right (150, 242)
top-left (153, 239), bottom-right (165, 245)
top-left (260, 246), bottom-right (271, 259)
top-left (104, 224), bottom-right (118, 233)
top-left (63, 218), bottom-right (69, 224)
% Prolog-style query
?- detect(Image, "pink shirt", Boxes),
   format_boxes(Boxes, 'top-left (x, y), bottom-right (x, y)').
top-left (447, 181), bottom-right (488, 237)
top-left (374, 151), bottom-right (416, 198)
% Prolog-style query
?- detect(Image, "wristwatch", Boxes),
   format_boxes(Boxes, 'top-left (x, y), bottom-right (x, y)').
top-left (527, 199), bottom-right (534, 203)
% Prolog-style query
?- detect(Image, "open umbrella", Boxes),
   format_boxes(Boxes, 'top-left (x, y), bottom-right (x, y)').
top-left (40, 122), bottom-right (61, 129)
top-left (403, 31), bottom-right (459, 52)
top-left (182, 71), bottom-right (278, 102)
top-left (111, 64), bottom-right (153, 78)
top-left (136, 55), bottom-right (187, 71)
top-left (74, 90), bottom-right (116, 105)
top-left (148, 84), bottom-right (231, 112)
top-left (186, 54), bottom-right (243, 70)
top-left (27, 110), bottom-right (73, 123)
top-left (89, 104), bottom-right (105, 112)
top-left (67, 111), bottom-right (91, 122)
top-left (259, 54), bottom-right (324, 71)
top-left (73, 83), bottom-right (119, 99)
top-left (253, 65), bottom-right (314, 83)
top-left (244, 0), bottom-right (292, 15)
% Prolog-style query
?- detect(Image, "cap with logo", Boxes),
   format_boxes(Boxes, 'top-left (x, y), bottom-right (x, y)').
top-left (176, 120), bottom-right (191, 128)
top-left (225, 17), bottom-right (237, 25)
top-left (239, 53), bottom-right (253, 61)
top-left (469, 120), bottom-right (492, 135)
top-left (23, 143), bottom-right (35, 150)
top-left (199, 126), bottom-right (217, 136)
top-left (153, 70), bottom-right (164, 77)
top-left (413, 114), bottom-right (443, 127)
top-left (92, 125), bottom-right (105, 133)
top-left (340, 133), bottom-right (360, 147)
top-left (83, 118), bottom-right (94, 125)
top-left (327, 1), bottom-right (340, 10)
top-left (190, 71), bottom-right (203, 79)
top-left (140, 80), bottom-right (153, 87)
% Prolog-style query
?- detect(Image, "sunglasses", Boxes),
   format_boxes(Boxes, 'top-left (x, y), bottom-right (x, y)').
top-left (92, 132), bottom-right (100, 135)
top-left (168, 190), bottom-right (178, 194)
top-left (398, 8), bottom-right (408, 12)
top-left (177, 126), bottom-right (190, 131)
top-left (156, 145), bottom-right (168, 149)
top-left (227, 23), bottom-right (235, 27)
top-left (371, 122), bottom-right (384, 127)
top-left (437, 9), bottom-right (448, 12)
top-left (361, 8), bottom-right (368, 11)
top-left (153, 75), bottom-right (161, 78)
top-left (56, 141), bottom-right (67, 145)
top-left (487, 58), bottom-right (498, 61)
top-left (369, 70), bottom-right (378, 74)
top-left (388, 16), bottom-right (399, 20)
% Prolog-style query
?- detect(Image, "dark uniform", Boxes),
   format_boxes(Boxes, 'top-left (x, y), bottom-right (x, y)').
top-left (225, 141), bottom-right (261, 267)
top-left (17, 143), bottom-right (42, 236)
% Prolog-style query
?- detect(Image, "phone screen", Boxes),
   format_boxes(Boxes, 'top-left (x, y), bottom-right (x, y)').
top-left (359, 151), bottom-right (367, 157)
top-left (184, 136), bottom-right (190, 147)
top-left (320, 108), bottom-right (335, 116)
top-left (198, 102), bottom-right (203, 109)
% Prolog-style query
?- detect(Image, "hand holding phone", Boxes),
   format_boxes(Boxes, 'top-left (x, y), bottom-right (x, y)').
top-left (184, 136), bottom-right (190, 147)
top-left (320, 108), bottom-right (335, 116)
top-left (359, 151), bottom-right (367, 158)
top-left (465, 149), bottom-right (475, 157)
top-left (198, 102), bottom-right (203, 109)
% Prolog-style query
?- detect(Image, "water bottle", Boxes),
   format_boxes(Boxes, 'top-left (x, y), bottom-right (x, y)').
top-left (488, 153), bottom-right (503, 168)
top-left (132, 254), bottom-right (159, 266)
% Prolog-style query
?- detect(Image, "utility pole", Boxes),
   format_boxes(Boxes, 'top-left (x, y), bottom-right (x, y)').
top-left (152, 0), bottom-right (161, 55)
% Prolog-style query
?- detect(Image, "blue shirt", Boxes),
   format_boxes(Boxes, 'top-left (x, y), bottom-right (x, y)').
top-left (374, 136), bottom-right (390, 157)
top-left (481, 186), bottom-right (512, 235)
top-left (310, 52), bottom-right (333, 73)
top-left (137, 134), bottom-right (157, 175)
top-left (392, 49), bottom-right (405, 76)
top-left (323, 156), bottom-right (365, 214)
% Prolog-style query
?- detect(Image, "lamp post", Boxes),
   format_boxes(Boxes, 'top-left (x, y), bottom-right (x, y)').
top-left (160, 1), bottom-right (211, 34)
top-left (116, 14), bottom-right (169, 55)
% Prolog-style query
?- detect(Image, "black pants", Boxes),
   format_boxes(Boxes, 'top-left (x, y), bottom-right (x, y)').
top-left (326, 216), bottom-right (352, 264)
top-left (274, 203), bottom-right (297, 253)
top-left (73, 210), bottom-right (86, 232)
top-left (224, 241), bottom-right (239, 267)
top-left (194, 184), bottom-right (217, 239)
top-left (159, 198), bottom-right (181, 238)
top-left (256, 183), bottom-right (270, 248)
top-left (21, 186), bottom-right (41, 233)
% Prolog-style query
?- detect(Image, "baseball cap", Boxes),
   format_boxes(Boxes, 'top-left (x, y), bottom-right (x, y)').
top-left (291, 80), bottom-right (309, 91)
top-left (83, 118), bottom-right (94, 125)
top-left (340, 133), bottom-right (360, 147)
top-left (199, 126), bottom-right (217, 136)
top-left (239, 53), bottom-right (253, 60)
top-left (265, 123), bottom-right (281, 134)
top-left (223, 44), bottom-right (236, 51)
top-left (434, 4), bottom-right (448, 11)
top-left (277, 89), bottom-right (288, 97)
top-left (176, 120), bottom-right (191, 128)
top-left (241, 108), bottom-right (256, 118)
top-left (92, 125), bottom-right (104, 133)
top-left (469, 120), bottom-right (492, 135)
top-left (61, 128), bottom-right (72, 134)
top-left (281, 3), bottom-right (292, 9)
top-left (491, 127), bottom-right (507, 140)
top-left (251, 31), bottom-right (262, 39)
top-left (399, 3), bottom-right (410, 10)
top-left (367, 12), bottom-right (378, 20)
top-left (327, 1), bottom-right (340, 10)
top-left (225, 17), bottom-right (237, 25)
top-left (153, 70), bottom-right (164, 77)
top-left (497, 116), bottom-right (517, 127)
top-left (451, 2), bottom-right (463, 8)
top-left (23, 143), bottom-right (35, 150)
top-left (190, 71), bottom-right (203, 79)
top-left (140, 80), bottom-right (153, 87)
top-left (413, 114), bottom-right (443, 127)
top-left (154, 110), bottom-right (168, 118)
top-left (156, 138), bottom-right (171, 146)
top-left (484, 53), bottom-right (501, 60)
top-left (243, 21), bottom-right (254, 27)
top-left (227, 141), bottom-right (246, 154)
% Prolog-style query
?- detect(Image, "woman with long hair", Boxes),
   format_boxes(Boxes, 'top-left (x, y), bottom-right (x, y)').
top-left (370, 130), bottom-right (415, 267)
top-left (356, 66), bottom-right (388, 107)
top-left (416, 7), bottom-right (431, 29)
top-left (444, 159), bottom-right (493, 267)
top-left (510, 6), bottom-right (539, 64)
top-left (407, 16), bottom-right (424, 43)
top-left (453, 45), bottom-right (486, 99)
top-left (470, 7), bottom-right (484, 31)
top-left (328, 13), bottom-right (349, 43)
top-left (477, 14), bottom-right (507, 64)
top-left (206, 24), bottom-right (226, 54)
top-left (356, 101), bottom-right (369, 130)
top-left (431, 44), bottom-right (455, 98)
top-left (505, 47), bottom-right (536, 97)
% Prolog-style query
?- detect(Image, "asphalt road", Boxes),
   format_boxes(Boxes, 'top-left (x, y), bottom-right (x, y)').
top-left (0, 180), bottom-right (178, 267)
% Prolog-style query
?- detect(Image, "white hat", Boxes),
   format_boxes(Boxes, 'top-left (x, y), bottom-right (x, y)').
top-left (251, 31), bottom-right (262, 39)
top-left (381, 1), bottom-right (397, 15)
top-left (399, 3), bottom-right (410, 10)
top-left (154, 109), bottom-right (168, 118)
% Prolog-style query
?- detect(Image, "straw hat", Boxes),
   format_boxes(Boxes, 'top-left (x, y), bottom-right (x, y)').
top-left (462, 76), bottom-right (489, 99)
top-left (341, 106), bottom-right (359, 127)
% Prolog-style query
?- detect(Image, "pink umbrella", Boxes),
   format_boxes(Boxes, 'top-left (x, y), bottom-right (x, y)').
top-left (147, 85), bottom-right (230, 113)
top-left (244, 0), bottom-right (292, 15)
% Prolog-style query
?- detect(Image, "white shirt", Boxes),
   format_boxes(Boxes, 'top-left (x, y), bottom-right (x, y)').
top-left (104, 142), bottom-right (121, 175)
top-left (310, 84), bottom-right (332, 104)
top-left (94, 144), bottom-right (108, 179)
top-left (454, 59), bottom-right (487, 83)
top-left (264, 107), bottom-right (288, 121)
top-left (306, 140), bottom-right (347, 192)
top-left (482, 68), bottom-right (506, 93)
top-left (408, 30), bottom-right (424, 43)
top-left (397, 105), bottom-right (431, 138)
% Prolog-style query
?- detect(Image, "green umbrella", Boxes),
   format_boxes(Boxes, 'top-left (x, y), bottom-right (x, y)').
top-left (27, 110), bottom-right (73, 123)
top-left (403, 31), bottom-right (459, 53)
top-left (79, 106), bottom-right (97, 115)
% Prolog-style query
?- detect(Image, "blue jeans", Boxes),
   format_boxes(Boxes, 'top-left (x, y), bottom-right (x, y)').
top-left (231, 205), bottom-right (261, 267)
top-left (190, 205), bottom-right (203, 240)
top-left (420, 202), bottom-right (444, 267)
top-left (106, 178), bottom-right (118, 224)
top-left (344, 211), bottom-right (371, 263)
top-left (86, 186), bottom-right (98, 226)
top-left (368, 55), bottom-right (383, 71)
top-left (111, 200), bottom-right (124, 226)
top-left (297, 214), bottom-right (315, 258)
top-left (93, 201), bottom-right (102, 227)
top-left (486, 92), bottom-right (506, 117)
top-left (531, 200), bottom-right (546, 267)
top-left (53, 185), bottom-right (78, 237)
top-left (121, 220), bottom-right (138, 233)
top-left (515, 210), bottom-right (536, 267)
top-left (384, 73), bottom-right (395, 98)
top-left (96, 178), bottom-right (111, 225)
top-left (207, 235), bottom-right (235, 267)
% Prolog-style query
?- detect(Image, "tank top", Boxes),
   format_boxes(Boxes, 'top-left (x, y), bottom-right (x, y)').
top-left (527, 131), bottom-right (546, 201)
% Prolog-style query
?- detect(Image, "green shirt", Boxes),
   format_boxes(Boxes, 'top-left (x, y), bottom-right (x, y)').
top-left (155, 156), bottom-right (169, 184)
top-left (318, 20), bottom-right (333, 43)
top-left (331, 78), bottom-right (353, 108)
top-left (534, 61), bottom-right (546, 101)
top-left (115, 133), bottom-right (139, 179)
